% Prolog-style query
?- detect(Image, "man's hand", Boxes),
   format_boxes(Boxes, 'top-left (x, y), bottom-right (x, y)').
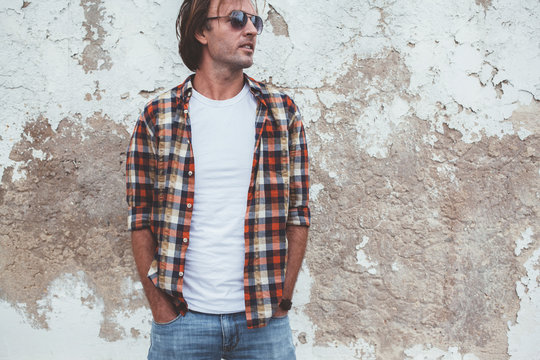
top-left (151, 297), bottom-right (179, 324)
top-left (273, 307), bottom-right (289, 318)
top-left (131, 229), bottom-right (179, 324)
top-left (279, 225), bottom-right (309, 313)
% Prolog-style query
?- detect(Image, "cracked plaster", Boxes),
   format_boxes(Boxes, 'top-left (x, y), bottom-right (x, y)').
top-left (1, 0), bottom-right (539, 359)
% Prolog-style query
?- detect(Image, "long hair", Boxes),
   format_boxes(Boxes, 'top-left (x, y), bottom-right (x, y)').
top-left (176, 0), bottom-right (214, 71)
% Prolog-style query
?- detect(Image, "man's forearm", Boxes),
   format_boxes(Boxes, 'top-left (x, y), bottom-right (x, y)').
top-left (282, 225), bottom-right (309, 300)
top-left (131, 229), bottom-right (177, 322)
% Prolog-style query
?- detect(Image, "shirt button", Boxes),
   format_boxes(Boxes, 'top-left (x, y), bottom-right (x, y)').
top-left (179, 272), bottom-right (184, 277)
top-left (187, 203), bottom-right (192, 209)
top-left (188, 171), bottom-right (193, 176)
top-left (183, 238), bottom-right (188, 243)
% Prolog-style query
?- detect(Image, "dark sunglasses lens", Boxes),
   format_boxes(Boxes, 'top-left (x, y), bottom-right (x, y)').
top-left (251, 16), bottom-right (263, 34)
top-left (230, 11), bottom-right (247, 29)
top-left (229, 11), bottom-right (263, 34)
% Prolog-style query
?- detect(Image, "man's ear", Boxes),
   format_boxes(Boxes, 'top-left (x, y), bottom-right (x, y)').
top-left (195, 27), bottom-right (208, 45)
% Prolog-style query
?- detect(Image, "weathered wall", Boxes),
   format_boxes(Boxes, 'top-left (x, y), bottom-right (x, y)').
top-left (0, 0), bottom-right (538, 359)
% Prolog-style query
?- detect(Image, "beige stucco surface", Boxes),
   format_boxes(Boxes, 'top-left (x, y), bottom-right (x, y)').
top-left (0, 0), bottom-right (538, 359)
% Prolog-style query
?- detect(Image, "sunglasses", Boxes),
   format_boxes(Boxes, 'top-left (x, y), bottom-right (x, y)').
top-left (207, 10), bottom-right (264, 35)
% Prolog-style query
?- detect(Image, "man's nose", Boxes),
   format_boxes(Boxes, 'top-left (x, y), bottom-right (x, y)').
top-left (244, 18), bottom-right (257, 36)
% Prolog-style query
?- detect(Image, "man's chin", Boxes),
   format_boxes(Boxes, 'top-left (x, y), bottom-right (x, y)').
top-left (240, 58), bottom-right (254, 69)
top-left (224, 57), bottom-right (254, 71)
top-left (237, 53), bottom-right (254, 68)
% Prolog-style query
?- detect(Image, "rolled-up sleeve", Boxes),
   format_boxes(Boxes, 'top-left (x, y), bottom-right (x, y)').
top-left (287, 100), bottom-right (310, 227)
top-left (126, 105), bottom-right (157, 231)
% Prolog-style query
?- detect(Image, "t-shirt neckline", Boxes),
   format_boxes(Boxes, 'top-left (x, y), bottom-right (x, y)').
top-left (191, 83), bottom-right (250, 107)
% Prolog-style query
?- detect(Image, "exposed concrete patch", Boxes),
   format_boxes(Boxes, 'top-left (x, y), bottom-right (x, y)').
top-left (508, 99), bottom-right (540, 141)
top-left (267, 4), bottom-right (289, 37)
top-left (289, 265), bottom-right (377, 360)
top-left (333, 50), bottom-right (412, 99)
top-left (138, 87), bottom-right (165, 99)
top-left (330, 50), bottom-right (413, 158)
top-left (507, 243), bottom-right (540, 359)
top-left (79, 0), bottom-right (112, 73)
top-left (0, 114), bottom-right (145, 340)
top-left (475, 0), bottom-right (492, 11)
top-left (304, 116), bottom-right (538, 359)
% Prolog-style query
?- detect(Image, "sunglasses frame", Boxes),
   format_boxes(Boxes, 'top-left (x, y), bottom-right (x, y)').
top-left (206, 10), bottom-right (264, 35)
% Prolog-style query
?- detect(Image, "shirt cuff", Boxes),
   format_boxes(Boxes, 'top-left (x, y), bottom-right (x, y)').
top-left (127, 206), bottom-right (152, 230)
top-left (287, 206), bottom-right (311, 227)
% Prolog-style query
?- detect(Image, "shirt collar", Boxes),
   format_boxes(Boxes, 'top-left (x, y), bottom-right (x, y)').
top-left (176, 73), bottom-right (265, 105)
top-left (177, 74), bottom-right (195, 103)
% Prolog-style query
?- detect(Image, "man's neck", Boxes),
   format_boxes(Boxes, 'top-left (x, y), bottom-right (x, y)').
top-left (192, 68), bottom-right (245, 101)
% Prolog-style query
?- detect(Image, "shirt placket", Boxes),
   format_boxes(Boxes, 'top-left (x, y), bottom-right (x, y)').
top-left (177, 92), bottom-right (195, 294)
top-left (245, 95), bottom-right (270, 324)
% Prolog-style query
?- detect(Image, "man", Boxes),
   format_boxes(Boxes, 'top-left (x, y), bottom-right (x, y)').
top-left (126, 0), bottom-right (310, 358)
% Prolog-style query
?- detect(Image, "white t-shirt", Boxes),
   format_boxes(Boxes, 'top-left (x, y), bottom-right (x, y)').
top-left (182, 83), bottom-right (257, 314)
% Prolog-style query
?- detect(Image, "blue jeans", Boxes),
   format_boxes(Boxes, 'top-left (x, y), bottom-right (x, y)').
top-left (148, 310), bottom-right (296, 360)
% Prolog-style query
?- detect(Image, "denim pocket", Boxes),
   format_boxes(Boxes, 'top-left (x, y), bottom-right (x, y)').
top-left (152, 313), bottom-right (182, 326)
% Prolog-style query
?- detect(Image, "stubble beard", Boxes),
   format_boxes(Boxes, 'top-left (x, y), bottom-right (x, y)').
top-left (225, 53), bottom-right (254, 72)
top-left (209, 41), bottom-right (255, 72)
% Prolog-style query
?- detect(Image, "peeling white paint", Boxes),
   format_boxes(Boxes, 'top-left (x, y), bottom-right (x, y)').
top-left (356, 236), bottom-right (378, 275)
top-left (317, 132), bottom-right (336, 142)
top-left (309, 183), bottom-right (325, 202)
top-left (11, 161), bottom-right (28, 182)
top-left (31, 149), bottom-right (48, 161)
top-left (404, 344), bottom-right (480, 360)
top-left (507, 246), bottom-right (540, 359)
top-left (317, 90), bottom-right (348, 110)
top-left (2, 0), bottom-right (536, 175)
top-left (355, 96), bottom-right (410, 159)
top-left (305, 339), bottom-right (376, 360)
top-left (289, 89), bottom-right (322, 127)
top-left (1, 0), bottom-right (539, 358)
top-left (386, 0), bottom-right (540, 144)
top-left (0, 1), bottom-right (188, 180)
top-left (515, 227), bottom-right (534, 256)
top-left (0, 272), bottom-right (150, 360)
top-left (516, 127), bottom-right (533, 141)
top-left (253, 0), bottom-right (389, 88)
top-left (436, 164), bottom-right (459, 186)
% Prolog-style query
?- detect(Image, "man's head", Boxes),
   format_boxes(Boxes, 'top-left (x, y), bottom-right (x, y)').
top-left (176, 0), bottom-right (261, 72)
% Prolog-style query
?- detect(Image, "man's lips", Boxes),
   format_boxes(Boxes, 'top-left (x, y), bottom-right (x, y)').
top-left (239, 43), bottom-right (254, 51)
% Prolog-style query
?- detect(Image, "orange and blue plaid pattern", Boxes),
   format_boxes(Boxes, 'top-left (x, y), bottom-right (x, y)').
top-left (126, 74), bottom-right (310, 328)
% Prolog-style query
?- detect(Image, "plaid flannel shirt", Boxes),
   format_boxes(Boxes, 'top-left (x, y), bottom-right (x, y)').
top-left (126, 74), bottom-right (310, 328)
